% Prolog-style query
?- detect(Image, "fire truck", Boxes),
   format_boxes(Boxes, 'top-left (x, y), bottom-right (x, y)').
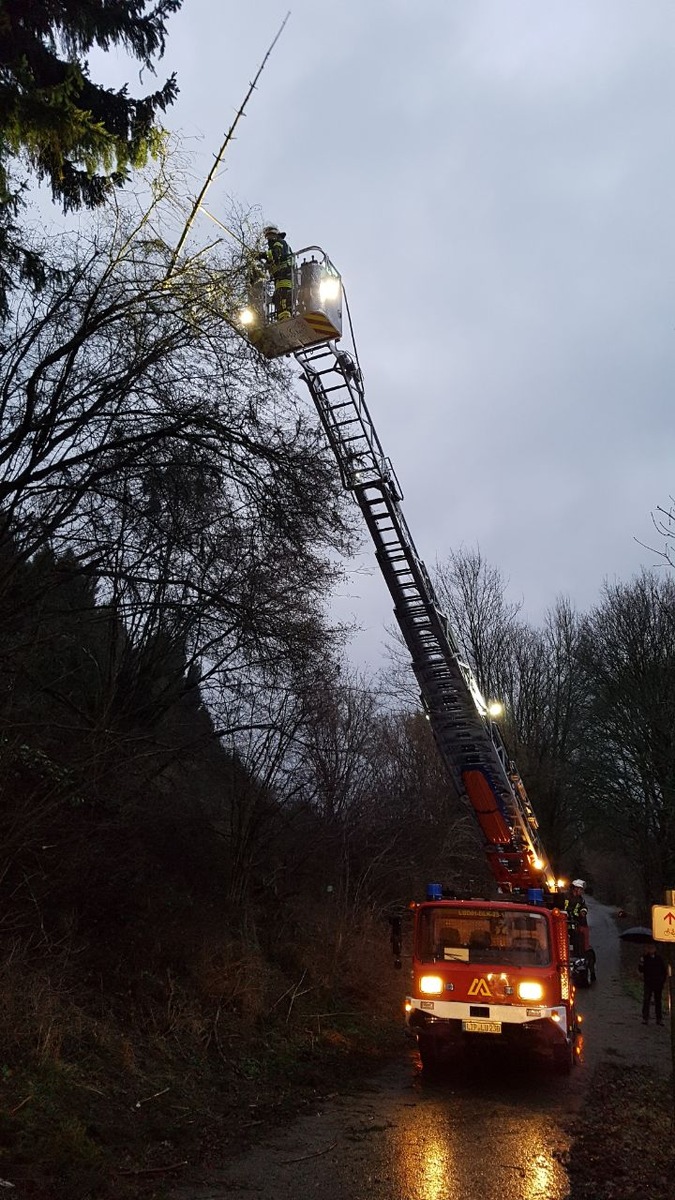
top-left (237, 244), bottom-right (585, 1074)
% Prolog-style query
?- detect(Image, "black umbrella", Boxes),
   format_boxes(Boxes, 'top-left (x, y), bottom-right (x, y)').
top-left (619, 926), bottom-right (654, 943)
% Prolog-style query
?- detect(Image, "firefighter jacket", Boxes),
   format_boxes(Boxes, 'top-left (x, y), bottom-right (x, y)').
top-left (564, 894), bottom-right (588, 926)
top-left (265, 237), bottom-right (293, 287)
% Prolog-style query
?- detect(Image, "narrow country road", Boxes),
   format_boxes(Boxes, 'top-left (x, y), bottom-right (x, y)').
top-left (173, 902), bottom-right (668, 1200)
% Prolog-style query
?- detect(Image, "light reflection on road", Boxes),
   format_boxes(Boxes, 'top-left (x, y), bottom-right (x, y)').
top-left (416, 1131), bottom-right (453, 1200)
top-left (388, 1072), bottom-right (569, 1200)
top-left (527, 1149), bottom-right (558, 1198)
top-left (393, 1121), bottom-right (457, 1200)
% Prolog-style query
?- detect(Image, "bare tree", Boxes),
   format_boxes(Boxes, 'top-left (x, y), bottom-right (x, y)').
top-left (0, 170), bottom-right (356, 725)
top-left (433, 545), bottom-right (522, 702)
top-left (505, 599), bottom-right (587, 864)
top-left (367, 709), bottom-right (487, 899)
top-left (0, 190), bottom-right (351, 566)
top-left (0, 173), bottom-right (358, 933)
top-left (430, 548), bottom-right (586, 867)
top-left (578, 571), bottom-right (675, 907)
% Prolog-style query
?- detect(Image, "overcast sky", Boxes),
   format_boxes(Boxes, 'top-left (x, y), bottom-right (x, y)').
top-left (105, 1), bottom-right (675, 665)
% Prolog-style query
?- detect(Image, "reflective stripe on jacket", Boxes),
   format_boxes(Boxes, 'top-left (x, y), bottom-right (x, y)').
top-left (564, 896), bottom-right (587, 924)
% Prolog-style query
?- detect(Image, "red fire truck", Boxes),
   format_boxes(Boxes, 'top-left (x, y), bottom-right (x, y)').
top-left (404, 895), bottom-right (576, 1072)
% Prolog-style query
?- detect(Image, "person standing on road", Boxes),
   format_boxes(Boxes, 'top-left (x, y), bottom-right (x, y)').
top-left (639, 945), bottom-right (668, 1025)
top-left (565, 879), bottom-right (589, 956)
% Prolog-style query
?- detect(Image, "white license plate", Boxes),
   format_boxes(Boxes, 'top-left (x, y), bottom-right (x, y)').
top-left (462, 1019), bottom-right (502, 1034)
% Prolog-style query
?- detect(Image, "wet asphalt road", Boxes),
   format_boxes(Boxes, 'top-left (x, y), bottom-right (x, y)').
top-left (178, 1052), bottom-right (575, 1200)
top-left (174, 901), bottom-right (667, 1200)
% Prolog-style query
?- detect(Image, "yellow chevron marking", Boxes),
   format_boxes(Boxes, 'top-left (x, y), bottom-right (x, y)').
top-left (305, 316), bottom-right (338, 333)
top-left (468, 978), bottom-right (492, 998)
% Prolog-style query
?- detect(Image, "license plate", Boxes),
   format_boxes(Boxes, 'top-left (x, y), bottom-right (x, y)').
top-left (462, 1019), bottom-right (502, 1034)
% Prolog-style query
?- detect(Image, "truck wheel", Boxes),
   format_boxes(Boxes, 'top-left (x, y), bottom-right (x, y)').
top-left (418, 1035), bottom-right (439, 1074)
top-left (553, 1040), bottom-right (575, 1075)
top-left (573, 962), bottom-right (591, 988)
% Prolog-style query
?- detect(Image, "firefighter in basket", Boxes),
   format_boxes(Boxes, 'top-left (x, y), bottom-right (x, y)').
top-left (260, 224), bottom-right (293, 321)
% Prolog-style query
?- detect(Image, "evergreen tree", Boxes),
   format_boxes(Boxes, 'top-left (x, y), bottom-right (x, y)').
top-left (0, 0), bottom-right (182, 307)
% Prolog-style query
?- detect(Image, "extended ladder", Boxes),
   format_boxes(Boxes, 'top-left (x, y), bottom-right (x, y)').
top-left (295, 340), bottom-right (554, 894)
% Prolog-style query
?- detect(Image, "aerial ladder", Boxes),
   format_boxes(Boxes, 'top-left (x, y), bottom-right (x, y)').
top-left (236, 242), bottom-right (589, 1072)
top-left (238, 244), bottom-right (555, 898)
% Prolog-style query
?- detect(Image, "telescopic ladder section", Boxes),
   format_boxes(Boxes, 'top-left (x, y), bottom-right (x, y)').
top-left (295, 341), bottom-right (553, 894)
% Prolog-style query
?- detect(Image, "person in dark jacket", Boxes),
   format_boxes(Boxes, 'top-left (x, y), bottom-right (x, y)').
top-left (262, 224), bottom-right (293, 320)
top-left (564, 879), bottom-right (589, 956)
top-left (639, 945), bottom-right (668, 1025)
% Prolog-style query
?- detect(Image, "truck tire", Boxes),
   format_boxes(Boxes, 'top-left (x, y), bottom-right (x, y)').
top-left (576, 964), bottom-right (591, 988)
top-left (418, 1035), bottom-right (440, 1074)
top-left (553, 1040), bottom-right (575, 1075)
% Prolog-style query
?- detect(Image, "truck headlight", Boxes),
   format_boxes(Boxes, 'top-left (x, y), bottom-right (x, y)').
top-left (518, 980), bottom-right (544, 1002)
top-left (419, 975), bottom-right (444, 996)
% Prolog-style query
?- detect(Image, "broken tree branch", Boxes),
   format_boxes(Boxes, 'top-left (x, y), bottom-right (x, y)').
top-left (281, 1141), bottom-right (337, 1165)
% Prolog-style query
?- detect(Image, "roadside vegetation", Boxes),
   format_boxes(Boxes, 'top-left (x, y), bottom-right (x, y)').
top-left (567, 1060), bottom-right (673, 1200)
top-left (2, 4), bottom-right (675, 1197)
top-left (1, 909), bottom-right (406, 1198)
top-left (567, 929), bottom-right (674, 1200)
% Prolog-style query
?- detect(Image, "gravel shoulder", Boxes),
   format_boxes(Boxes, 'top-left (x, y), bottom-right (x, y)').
top-left (565, 900), bottom-right (674, 1200)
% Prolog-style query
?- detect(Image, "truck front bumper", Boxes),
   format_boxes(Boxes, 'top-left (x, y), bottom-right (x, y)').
top-left (407, 998), bottom-right (571, 1050)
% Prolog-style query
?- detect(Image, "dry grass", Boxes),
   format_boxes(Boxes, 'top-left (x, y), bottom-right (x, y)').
top-left (0, 908), bottom-right (404, 1197)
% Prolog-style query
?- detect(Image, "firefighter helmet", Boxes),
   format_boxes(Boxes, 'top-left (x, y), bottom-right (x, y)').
top-left (572, 879), bottom-right (585, 889)
top-left (264, 224), bottom-right (285, 239)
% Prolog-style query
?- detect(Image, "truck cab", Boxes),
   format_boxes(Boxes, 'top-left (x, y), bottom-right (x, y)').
top-left (406, 896), bottom-right (577, 1073)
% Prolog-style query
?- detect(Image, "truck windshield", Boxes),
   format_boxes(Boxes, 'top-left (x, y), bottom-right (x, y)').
top-left (416, 909), bottom-right (551, 966)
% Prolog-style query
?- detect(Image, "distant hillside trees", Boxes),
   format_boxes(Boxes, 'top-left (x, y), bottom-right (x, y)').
top-left (430, 550), bottom-right (675, 910)
top-left (578, 572), bottom-right (675, 908)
